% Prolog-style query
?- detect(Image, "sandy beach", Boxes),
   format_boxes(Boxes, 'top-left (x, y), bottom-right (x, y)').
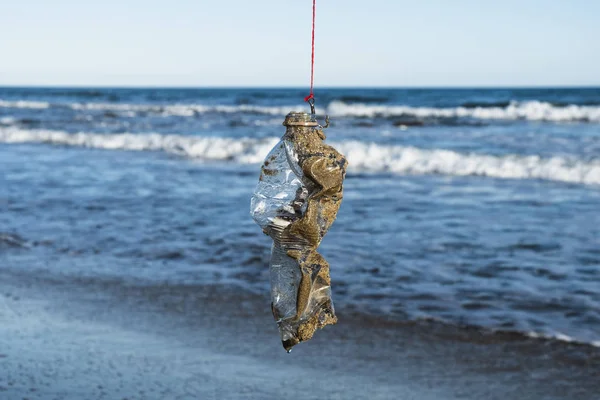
top-left (1, 269), bottom-right (598, 400)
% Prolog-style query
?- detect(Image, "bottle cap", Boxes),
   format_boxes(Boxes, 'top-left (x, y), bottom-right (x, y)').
top-left (283, 112), bottom-right (318, 127)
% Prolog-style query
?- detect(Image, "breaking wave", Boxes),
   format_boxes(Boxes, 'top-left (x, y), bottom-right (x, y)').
top-left (328, 100), bottom-right (600, 122)
top-left (0, 99), bottom-right (50, 109)
top-left (525, 330), bottom-right (600, 348)
top-left (0, 98), bottom-right (301, 117)
top-left (2, 97), bottom-right (600, 122)
top-left (0, 116), bottom-right (16, 125)
top-left (337, 141), bottom-right (600, 185)
top-left (68, 102), bottom-right (301, 117)
top-left (0, 128), bottom-right (277, 164)
top-left (2, 128), bottom-right (599, 185)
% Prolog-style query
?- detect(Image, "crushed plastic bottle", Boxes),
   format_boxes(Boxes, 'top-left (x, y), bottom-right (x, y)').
top-left (250, 112), bottom-right (347, 351)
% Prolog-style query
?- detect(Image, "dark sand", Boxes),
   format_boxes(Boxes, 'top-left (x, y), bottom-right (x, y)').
top-left (1, 270), bottom-right (599, 400)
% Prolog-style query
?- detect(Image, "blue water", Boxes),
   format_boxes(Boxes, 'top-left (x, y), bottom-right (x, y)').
top-left (1, 87), bottom-right (599, 346)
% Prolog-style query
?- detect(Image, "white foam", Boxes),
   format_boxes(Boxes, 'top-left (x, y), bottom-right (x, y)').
top-left (526, 331), bottom-right (600, 348)
top-left (0, 98), bottom-right (306, 116)
top-left (327, 100), bottom-right (600, 122)
top-left (0, 116), bottom-right (16, 125)
top-left (70, 102), bottom-right (206, 117)
top-left (1, 128), bottom-right (599, 185)
top-left (0, 127), bottom-right (278, 164)
top-left (69, 102), bottom-right (305, 117)
top-left (3, 97), bottom-right (600, 122)
top-left (0, 99), bottom-right (50, 109)
top-left (60, 100), bottom-right (600, 122)
top-left (335, 140), bottom-right (600, 185)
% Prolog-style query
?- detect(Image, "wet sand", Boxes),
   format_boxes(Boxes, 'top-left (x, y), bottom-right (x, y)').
top-left (0, 270), bottom-right (599, 400)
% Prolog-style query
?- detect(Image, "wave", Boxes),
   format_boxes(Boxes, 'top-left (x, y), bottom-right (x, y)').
top-left (460, 101), bottom-right (512, 108)
top-left (525, 330), bottom-right (600, 348)
top-left (68, 102), bottom-right (304, 117)
top-left (69, 100), bottom-right (600, 122)
top-left (0, 232), bottom-right (29, 249)
top-left (2, 97), bottom-right (600, 122)
top-left (337, 95), bottom-right (391, 104)
top-left (0, 97), bottom-right (304, 116)
top-left (337, 140), bottom-right (600, 185)
top-left (328, 100), bottom-right (600, 122)
top-left (2, 128), bottom-right (599, 185)
top-left (0, 128), bottom-right (278, 164)
top-left (0, 116), bottom-right (16, 125)
top-left (0, 99), bottom-right (50, 109)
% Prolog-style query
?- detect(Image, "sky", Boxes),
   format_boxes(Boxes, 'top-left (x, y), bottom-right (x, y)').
top-left (1, 0), bottom-right (599, 87)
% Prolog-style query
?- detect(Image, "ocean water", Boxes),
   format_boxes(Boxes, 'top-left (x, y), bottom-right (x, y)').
top-left (1, 87), bottom-right (599, 347)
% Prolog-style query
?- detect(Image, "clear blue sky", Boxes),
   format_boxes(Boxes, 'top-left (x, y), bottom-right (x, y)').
top-left (1, 0), bottom-right (598, 87)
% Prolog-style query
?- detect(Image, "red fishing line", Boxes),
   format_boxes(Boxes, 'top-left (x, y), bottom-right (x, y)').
top-left (304, 0), bottom-right (316, 103)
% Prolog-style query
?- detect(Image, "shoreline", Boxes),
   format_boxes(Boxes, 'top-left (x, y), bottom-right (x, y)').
top-left (1, 270), bottom-right (599, 400)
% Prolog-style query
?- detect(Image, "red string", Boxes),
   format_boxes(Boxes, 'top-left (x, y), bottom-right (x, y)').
top-left (304, 0), bottom-right (316, 103)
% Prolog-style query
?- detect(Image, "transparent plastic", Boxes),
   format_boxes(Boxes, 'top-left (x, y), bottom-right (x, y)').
top-left (250, 139), bottom-right (306, 324)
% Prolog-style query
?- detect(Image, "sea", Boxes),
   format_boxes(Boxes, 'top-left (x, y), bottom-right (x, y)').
top-left (1, 87), bottom-right (599, 347)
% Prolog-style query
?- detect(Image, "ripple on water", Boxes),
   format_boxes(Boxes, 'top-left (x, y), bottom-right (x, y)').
top-left (0, 233), bottom-right (29, 249)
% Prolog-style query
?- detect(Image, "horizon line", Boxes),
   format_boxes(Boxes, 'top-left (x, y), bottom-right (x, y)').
top-left (1, 84), bottom-right (599, 90)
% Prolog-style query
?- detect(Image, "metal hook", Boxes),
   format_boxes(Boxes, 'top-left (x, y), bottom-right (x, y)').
top-left (307, 97), bottom-right (316, 115)
top-left (307, 97), bottom-right (329, 129)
